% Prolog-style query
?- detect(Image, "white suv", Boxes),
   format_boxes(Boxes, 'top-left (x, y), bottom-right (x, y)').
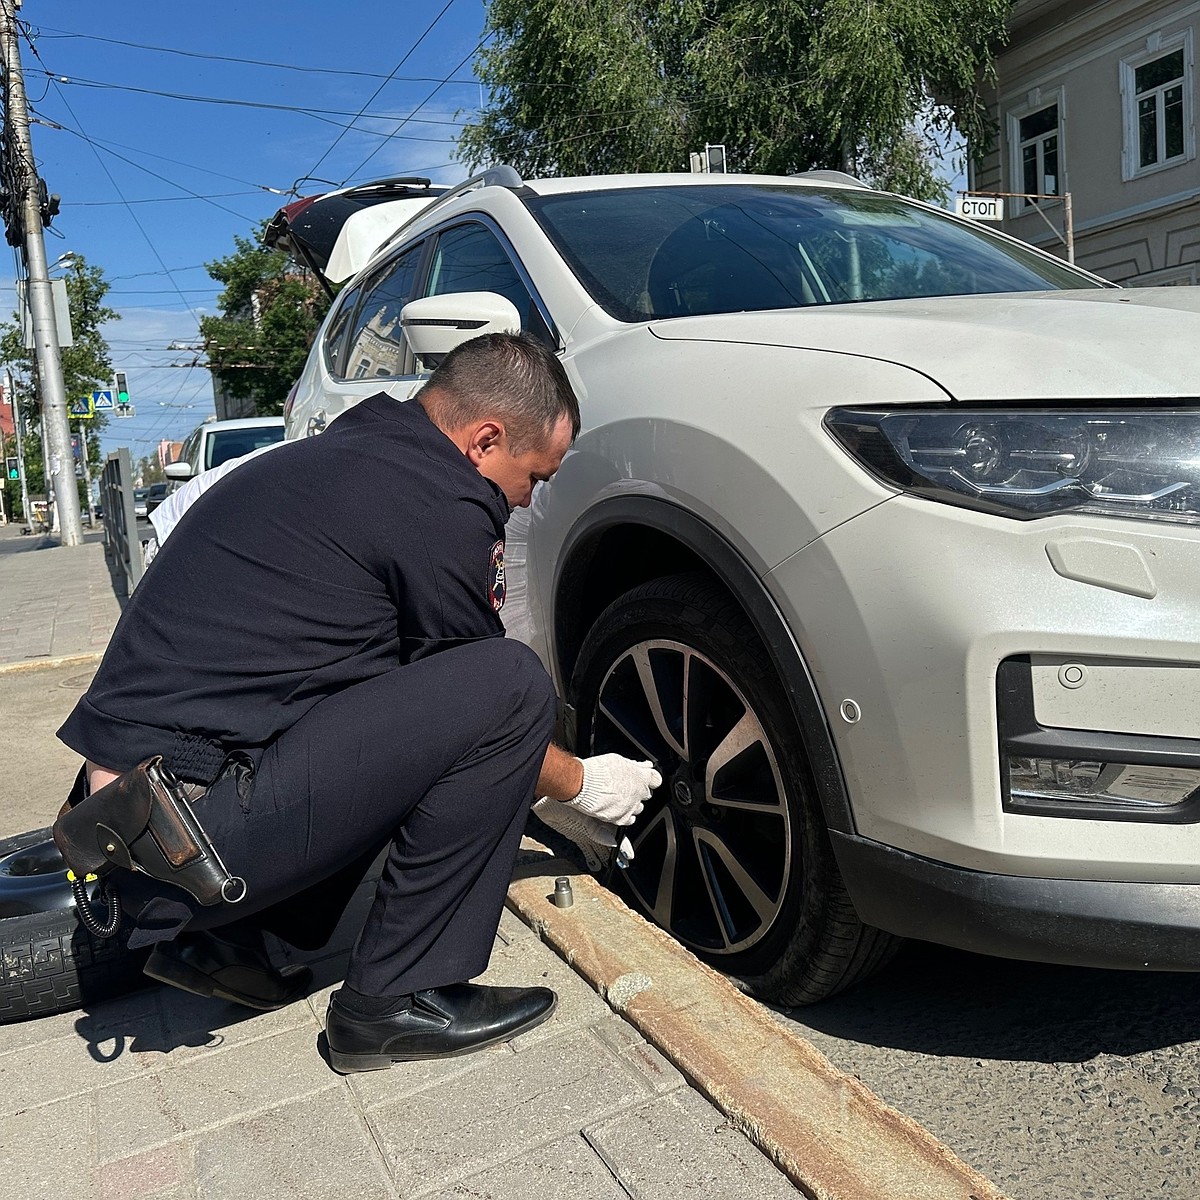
top-left (275, 168), bottom-right (1200, 1004)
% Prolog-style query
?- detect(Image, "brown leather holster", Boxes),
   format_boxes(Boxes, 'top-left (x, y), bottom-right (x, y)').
top-left (52, 756), bottom-right (247, 907)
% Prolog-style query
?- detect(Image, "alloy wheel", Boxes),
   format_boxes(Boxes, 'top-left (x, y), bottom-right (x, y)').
top-left (590, 639), bottom-right (792, 954)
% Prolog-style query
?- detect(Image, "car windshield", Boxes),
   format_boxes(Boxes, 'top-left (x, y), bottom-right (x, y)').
top-left (525, 184), bottom-right (1101, 322)
top-left (206, 426), bottom-right (284, 470)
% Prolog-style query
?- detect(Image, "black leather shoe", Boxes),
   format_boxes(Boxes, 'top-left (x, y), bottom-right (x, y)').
top-left (144, 930), bottom-right (312, 1011)
top-left (325, 982), bottom-right (557, 1073)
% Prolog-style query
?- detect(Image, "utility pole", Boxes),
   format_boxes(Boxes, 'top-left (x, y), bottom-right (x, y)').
top-left (7, 369), bottom-right (31, 527)
top-left (0, 3), bottom-right (82, 544)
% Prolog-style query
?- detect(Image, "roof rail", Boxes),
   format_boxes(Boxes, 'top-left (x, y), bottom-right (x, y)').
top-left (431, 164), bottom-right (524, 207)
top-left (374, 165), bottom-right (525, 257)
top-left (789, 169), bottom-right (870, 188)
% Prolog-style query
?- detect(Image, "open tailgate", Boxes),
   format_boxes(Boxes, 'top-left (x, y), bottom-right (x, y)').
top-left (263, 177), bottom-right (446, 291)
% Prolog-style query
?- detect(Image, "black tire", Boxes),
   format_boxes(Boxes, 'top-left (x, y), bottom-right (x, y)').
top-left (0, 827), bottom-right (150, 1024)
top-left (571, 573), bottom-right (901, 1005)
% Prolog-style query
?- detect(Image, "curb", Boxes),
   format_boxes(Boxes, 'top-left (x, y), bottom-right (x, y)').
top-left (506, 842), bottom-right (1008, 1200)
top-left (0, 652), bottom-right (104, 677)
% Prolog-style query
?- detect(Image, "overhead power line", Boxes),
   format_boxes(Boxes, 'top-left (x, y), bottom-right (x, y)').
top-left (341, 37), bottom-right (487, 185)
top-left (31, 124), bottom-right (290, 193)
top-left (47, 73), bottom-right (465, 140)
top-left (302, 0), bottom-right (461, 187)
top-left (24, 24), bottom-right (598, 91)
top-left (27, 24), bottom-right (486, 86)
top-left (109, 264), bottom-right (209, 280)
top-left (69, 191), bottom-right (262, 207)
top-left (19, 27), bottom-right (204, 326)
top-left (44, 119), bottom-right (261, 222)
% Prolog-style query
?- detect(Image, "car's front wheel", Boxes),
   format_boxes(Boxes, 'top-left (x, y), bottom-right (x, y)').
top-left (570, 573), bottom-right (899, 1005)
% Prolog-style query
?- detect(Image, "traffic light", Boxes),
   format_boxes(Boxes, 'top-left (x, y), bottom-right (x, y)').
top-left (5, 456), bottom-right (18, 481)
top-left (114, 371), bottom-right (129, 405)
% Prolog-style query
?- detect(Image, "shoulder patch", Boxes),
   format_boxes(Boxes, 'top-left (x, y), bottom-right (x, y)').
top-left (488, 539), bottom-right (506, 612)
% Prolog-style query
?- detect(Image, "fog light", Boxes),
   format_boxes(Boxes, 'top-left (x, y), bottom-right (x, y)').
top-left (1008, 757), bottom-right (1200, 811)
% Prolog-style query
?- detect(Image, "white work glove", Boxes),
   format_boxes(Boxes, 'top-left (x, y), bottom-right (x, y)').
top-left (567, 754), bottom-right (662, 826)
top-left (531, 797), bottom-right (635, 873)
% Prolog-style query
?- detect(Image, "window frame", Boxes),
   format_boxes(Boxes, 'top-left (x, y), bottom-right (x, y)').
top-left (320, 279), bottom-right (364, 380)
top-left (179, 427), bottom-right (203, 475)
top-left (326, 238), bottom-right (431, 382)
top-left (1120, 30), bottom-right (1195, 181)
top-left (1006, 89), bottom-right (1066, 212)
top-left (420, 215), bottom-right (560, 351)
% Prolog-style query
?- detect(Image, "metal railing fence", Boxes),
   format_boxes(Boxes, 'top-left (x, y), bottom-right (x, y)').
top-left (100, 446), bottom-right (143, 593)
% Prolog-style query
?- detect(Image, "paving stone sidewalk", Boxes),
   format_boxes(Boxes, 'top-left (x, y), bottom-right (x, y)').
top-left (0, 526), bottom-right (801, 1199)
top-left (0, 893), bottom-right (799, 1199)
top-left (0, 523), bottom-right (125, 664)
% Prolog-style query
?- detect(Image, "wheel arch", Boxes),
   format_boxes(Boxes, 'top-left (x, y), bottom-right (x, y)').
top-left (550, 495), bottom-right (855, 835)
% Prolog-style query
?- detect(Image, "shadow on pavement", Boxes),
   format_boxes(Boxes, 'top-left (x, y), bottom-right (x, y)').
top-left (71, 978), bottom-right (267, 1061)
top-left (785, 938), bottom-right (1200, 1063)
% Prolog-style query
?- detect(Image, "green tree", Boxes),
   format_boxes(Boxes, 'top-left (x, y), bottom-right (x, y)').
top-left (199, 228), bottom-right (329, 416)
top-left (0, 255), bottom-right (118, 518)
top-left (459, 0), bottom-right (1012, 202)
top-left (136, 454), bottom-right (165, 485)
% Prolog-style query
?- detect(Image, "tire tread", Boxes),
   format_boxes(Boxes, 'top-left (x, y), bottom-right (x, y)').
top-left (0, 835), bottom-right (150, 1024)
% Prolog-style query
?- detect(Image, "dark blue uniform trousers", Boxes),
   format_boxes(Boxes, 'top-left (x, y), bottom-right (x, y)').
top-left (126, 638), bottom-right (557, 997)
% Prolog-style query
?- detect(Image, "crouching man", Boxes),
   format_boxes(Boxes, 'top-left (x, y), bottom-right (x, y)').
top-left (57, 332), bottom-right (658, 1073)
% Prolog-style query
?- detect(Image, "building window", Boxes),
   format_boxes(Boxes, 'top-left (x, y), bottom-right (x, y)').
top-left (1122, 34), bottom-right (1194, 179)
top-left (1007, 89), bottom-right (1065, 211)
top-left (1137, 51), bottom-right (1184, 167)
top-left (1019, 106), bottom-right (1060, 204)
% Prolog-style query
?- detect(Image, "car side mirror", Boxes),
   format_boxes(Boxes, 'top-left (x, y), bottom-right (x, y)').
top-left (164, 461), bottom-right (193, 481)
top-left (400, 292), bottom-right (521, 366)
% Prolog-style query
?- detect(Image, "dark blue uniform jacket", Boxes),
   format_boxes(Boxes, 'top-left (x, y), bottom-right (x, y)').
top-left (58, 395), bottom-right (510, 781)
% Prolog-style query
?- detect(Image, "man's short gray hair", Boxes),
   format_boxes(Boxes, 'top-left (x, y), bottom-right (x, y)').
top-left (418, 332), bottom-right (580, 453)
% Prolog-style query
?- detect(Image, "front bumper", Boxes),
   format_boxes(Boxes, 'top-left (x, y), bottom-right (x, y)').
top-left (832, 830), bottom-right (1200, 970)
top-left (766, 496), bottom-right (1200, 880)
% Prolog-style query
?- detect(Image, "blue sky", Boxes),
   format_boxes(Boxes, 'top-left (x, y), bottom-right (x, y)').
top-left (9, 3), bottom-right (965, 463)
top-left (7, 0), bottom-right (488, 459)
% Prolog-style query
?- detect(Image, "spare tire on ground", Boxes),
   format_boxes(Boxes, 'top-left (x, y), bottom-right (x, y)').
top-left (0, 827), bottom-right (149, 1023)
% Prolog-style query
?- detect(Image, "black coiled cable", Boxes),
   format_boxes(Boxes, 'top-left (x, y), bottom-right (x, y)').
top-left (69, 872), bottom-right (123, 939)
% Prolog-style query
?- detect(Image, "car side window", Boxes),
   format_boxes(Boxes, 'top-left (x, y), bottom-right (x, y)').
top-left (341, 243), bottom-right (425, 381)
top-left (323, 281), bottom-right (363, 378)
top-left (180, 428), bottom-right (202, 475)
top-left (425, 223), bottom-right (552, 345)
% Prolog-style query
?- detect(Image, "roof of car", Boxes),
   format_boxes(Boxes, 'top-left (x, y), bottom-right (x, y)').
top-left (517, 171), bottom-right (869, 196)
top-left (200, 417), bottom-right (285, 432)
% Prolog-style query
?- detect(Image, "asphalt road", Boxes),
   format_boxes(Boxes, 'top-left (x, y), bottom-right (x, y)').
top-left (775, 938), bottom-right (1200, 1199)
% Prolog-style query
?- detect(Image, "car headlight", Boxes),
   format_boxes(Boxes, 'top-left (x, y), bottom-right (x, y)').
top-left (824, 407), bottom-right (1200, 525)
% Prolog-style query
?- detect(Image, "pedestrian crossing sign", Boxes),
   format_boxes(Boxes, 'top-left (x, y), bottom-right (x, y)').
top-left (69, 397), bottom-right (95, 419)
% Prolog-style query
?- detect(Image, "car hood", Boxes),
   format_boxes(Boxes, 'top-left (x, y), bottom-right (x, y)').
top-left (649, 287), bottom-right (1200, 401)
